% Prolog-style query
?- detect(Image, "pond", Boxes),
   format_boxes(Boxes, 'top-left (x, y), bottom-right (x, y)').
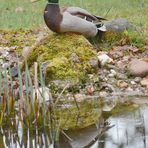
top-left (0, 97), bottom-right (148, 148)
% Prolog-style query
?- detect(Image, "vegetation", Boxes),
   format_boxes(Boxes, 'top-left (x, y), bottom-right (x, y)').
top-left (0, 0), bottom-right (148, 30)
top-left (0, 0), bottom-right (147, 146)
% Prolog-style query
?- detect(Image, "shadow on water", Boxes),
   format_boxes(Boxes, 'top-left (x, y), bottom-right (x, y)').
top-left (0, 98), bottom-right (148, 148)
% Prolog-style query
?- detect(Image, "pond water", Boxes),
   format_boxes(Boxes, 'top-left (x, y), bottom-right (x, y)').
top-left (91, 105), bottom-right (148, 148)
top-left (0, 100), bottom-right (148, 148)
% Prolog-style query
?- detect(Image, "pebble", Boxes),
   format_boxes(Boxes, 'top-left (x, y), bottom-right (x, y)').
top-left (22, 46), bottom-right (31, 58)
top-left (74, 94), bottom-right (86, 102)
top-left (11, 67), bottom-right (18, 77)
top-left (97, 52), bottom-right (113, 66)
top-left (128, 59), bottom-right (148, 77)
top-left (108, 69), bottom-right (117, 78)
top-left (130, 81), bottom-right (136, 85)
top-left (140, 77), bottom-right (148, 88)
top-left (99, 91), bottom-right (108, 97)
top-left (117, 80), bottom-right (128, 88)
top-left (134, 77), bottom-right (142, 83)
top-left (33, 87), bottom-right (51, 103)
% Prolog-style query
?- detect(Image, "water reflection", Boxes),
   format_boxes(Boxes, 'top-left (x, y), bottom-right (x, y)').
top-left (1, 105), bottom-right (148, 148)
top-left (91, 106), bottom-right (148, 148)
top-left (0, 125), bottom-right (53, 148)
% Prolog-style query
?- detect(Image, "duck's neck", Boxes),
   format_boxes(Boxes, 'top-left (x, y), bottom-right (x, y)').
top-left (44, 0), bottom-right (62, 32)
top-left (47, 0), bottom-right (59, 4)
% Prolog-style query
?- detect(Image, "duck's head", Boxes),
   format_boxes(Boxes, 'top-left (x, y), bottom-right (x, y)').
top-left (48, 0), bottom-right (59, 4)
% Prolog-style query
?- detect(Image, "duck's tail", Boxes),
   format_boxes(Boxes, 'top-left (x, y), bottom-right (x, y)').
top-left (96, 23), bottom-right (107, 32)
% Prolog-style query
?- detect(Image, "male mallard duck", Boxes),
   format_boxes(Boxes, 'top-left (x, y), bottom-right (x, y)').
top-left (44, 0), bottom-right (106, 37)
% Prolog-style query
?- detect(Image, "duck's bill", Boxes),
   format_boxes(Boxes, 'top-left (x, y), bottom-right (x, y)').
top-left (98, 25), bottom-right (107, 32)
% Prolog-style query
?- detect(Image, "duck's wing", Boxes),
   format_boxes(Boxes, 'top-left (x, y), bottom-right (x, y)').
top-left (63, 7), bottom-right (105, 22)
top-left (93, 15), bottom-right (107, 21)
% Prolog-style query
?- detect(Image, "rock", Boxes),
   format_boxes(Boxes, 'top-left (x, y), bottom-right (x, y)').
top-left (99, 91), bottom-right (108, 97)
top-left (86, 85), bottom-right (95, 95)
top-left (105, 18), bottom-right (129, 32)
top-left (108, 69), bottom-right (117, 77)
top-left (25, 33), bottom-right (96, 82)
top-left (117, 73), bottom-right (128, 80)
top-left (109, 46), bottom-right (139, 59)
top-left (74, 94), bottom-right (86, 102)
top-left (88, 58), bottom-right (98, 67)
top-left (127, 59), bottom-right (148, 77)
top-left (33, 87), bottom-right (51, 103)
top-left (97, 52), bottom-right (114, 66)
top-left (117, 80), bottom-right (128, 88)
top-left (22, 46), bottom-right (31, 58)
top-left (140, 77), bottom-right (148, 88)
top-left (134, 77), bottom-right (142, 83)
top-left (11, 66), bottom-right (18, 77)
top-left (130, 81), bottom-right (136, 85)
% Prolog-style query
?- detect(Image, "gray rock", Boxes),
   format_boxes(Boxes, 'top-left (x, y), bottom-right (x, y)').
top-left (127, 59), bottom-right (148, 77)
top-left (11, 66), bottom-right (18, 77)
top-left (88, 58), bottom-right (98, 67)
top-left (105, 18), bottom-right (129, 32)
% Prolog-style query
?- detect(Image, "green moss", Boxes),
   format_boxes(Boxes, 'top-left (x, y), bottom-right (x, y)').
top-left (0, 29), bottom-right (38, 52)
top-left (26, 33), bottom-right (96, 82)
top-left (92, 29), bottom-right (148, 51)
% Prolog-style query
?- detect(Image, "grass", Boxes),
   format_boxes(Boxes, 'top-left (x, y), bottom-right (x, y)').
top-left (0, 0), bottom-right (148, 29)
top-left (0, 0), bottom-right (147, 145)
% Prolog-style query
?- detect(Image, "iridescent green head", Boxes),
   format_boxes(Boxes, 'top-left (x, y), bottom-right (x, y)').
top-left (48, 0), bottom-right (59, 3)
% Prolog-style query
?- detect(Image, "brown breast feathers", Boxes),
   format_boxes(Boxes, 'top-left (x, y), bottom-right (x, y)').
top-left (44, 4), bottom-right (63, 32)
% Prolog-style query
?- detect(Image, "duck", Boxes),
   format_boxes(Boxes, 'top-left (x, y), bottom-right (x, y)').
top-left (44, 0), bottom-right (106, 37)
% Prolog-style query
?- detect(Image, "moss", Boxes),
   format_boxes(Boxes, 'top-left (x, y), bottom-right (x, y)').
top-left (91, 29), bottom-right (148, 52)
top-left (0, 29), bottom-right (38, 52)
top-left (26, 33), bottom-right (96, 82)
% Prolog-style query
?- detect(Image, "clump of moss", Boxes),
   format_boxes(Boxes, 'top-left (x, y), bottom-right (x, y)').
top-left (26, 33), bottom-right (96, 82)
top-left (0, 29), bottom-right (39, 52)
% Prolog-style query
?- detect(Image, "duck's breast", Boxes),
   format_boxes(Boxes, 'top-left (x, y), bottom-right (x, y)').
top-left (44, 4), bottom-right (63, 32)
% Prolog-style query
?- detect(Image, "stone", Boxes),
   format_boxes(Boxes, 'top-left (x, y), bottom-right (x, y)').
top-left (74, 94), bottom-right (86, 102)
top-left (127, 59), bottom-right (148, 77)
top-left (22, 46), bottom-right (31, 58)
top-left (108, 69), bottom-right (117, 77)
top-left (134, 77), bottom-right (142, 83)
top-left (105, 18), bottom-right (129, 32)
top-left (130, 81), bottom-right (136, 85)
top-left (140, 77), bottom-right (148, 88)
top-left (33, 87), bottom-right (51, 103)
top-left (117, 80), bottom-right (128, 88)
top-left (11, 66), bottom-right (18, 77)
top-left (25, 33), bottom-right (96, 82)
top-left (99, 91), bottom-right (108, 97)
top-left (97, 52), bottom-right (113, 66)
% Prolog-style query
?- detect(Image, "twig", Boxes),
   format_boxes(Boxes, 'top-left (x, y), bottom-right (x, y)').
top-left (61, 130), bottom-right (73, 142)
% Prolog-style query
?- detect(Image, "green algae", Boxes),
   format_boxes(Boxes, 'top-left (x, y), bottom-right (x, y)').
top-left (26, 33), bottom-right (96, 82)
